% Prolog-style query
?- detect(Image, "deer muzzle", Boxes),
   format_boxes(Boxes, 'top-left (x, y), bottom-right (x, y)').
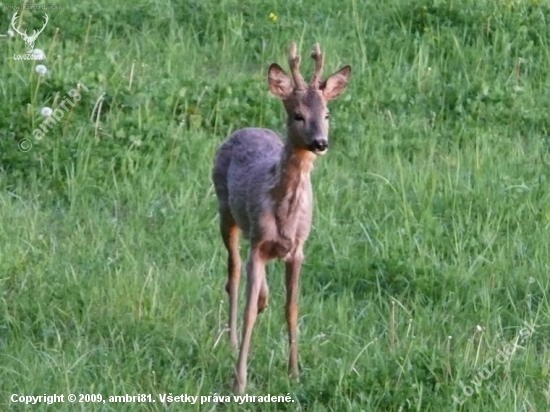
top-left (308, 138), bottom-right (328, 155)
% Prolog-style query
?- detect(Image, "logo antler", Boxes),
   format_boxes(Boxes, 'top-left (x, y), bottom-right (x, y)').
top-left (10, 12), bottom-right (27, 39)
top-left (11, 12), bottom-right (49, 54)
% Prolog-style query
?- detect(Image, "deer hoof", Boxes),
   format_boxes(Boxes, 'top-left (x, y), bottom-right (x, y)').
top-left (233, 376), bottom-right (246, 395)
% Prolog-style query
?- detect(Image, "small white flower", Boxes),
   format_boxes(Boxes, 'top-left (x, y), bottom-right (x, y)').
top-left (476, 325), bottom-right (483, 332)
top-left (35, 64), bottom-right (48, 76)
top-left (513, 85), bottom-right (524, 93)
top-left (32, 48), bottom-right (45, 59)
top-left (41, 107), bottom-right (53, 117)
top-left (7, 29), bottom-right (15, 38)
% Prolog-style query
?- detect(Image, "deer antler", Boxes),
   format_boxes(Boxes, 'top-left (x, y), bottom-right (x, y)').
top-left (27, 13), bottom-right (48, 42)
top-left (288, 42), bottom-right (306, 91)
top-left (11, 12), bottom-right (28, 40)
top-left (310, 43), bottom-right (324, 89)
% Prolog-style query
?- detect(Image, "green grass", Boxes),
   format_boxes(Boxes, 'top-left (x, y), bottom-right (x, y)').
top-left (1, 0), bottom-right (550, 410)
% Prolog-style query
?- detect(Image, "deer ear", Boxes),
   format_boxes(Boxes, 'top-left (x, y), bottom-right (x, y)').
top-left (320, 65), bottom-right (351, 101)
top-left (268, 63), bottom-right (294, 99)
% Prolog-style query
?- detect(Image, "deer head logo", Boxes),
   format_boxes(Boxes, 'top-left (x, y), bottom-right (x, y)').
top-left (11, 12), bottom-right (49, 55)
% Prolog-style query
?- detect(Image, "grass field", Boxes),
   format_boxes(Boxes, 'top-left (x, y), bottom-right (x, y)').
top-left (1, 0), bottom-right (550, 410)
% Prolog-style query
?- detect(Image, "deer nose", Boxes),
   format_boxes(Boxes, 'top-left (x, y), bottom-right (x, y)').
top-left (311, 138), bottom-right (328, 153)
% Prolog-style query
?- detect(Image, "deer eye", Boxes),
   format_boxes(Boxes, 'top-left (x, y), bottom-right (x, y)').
top-left (293, 113), bottom-right (304, 122)
top-left (325, 113), bottom-right (330, 120)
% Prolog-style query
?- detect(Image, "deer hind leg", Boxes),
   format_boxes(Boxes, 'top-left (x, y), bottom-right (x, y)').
top-left (257, 276), bottom-right (269, 314)
top-left (220, 209), bottom-right (241, 351)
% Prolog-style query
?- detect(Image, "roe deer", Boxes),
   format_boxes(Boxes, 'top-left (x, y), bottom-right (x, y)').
top-left (212, 42), bottom-right (351, 394)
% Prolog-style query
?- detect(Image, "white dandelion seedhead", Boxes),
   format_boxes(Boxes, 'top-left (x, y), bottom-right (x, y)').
top-left (35, 64), bottom-right (48, 76)
top-left (7, 29), bottom-right (15, 38)
top-left (41, 107), bottom-right (53, 117)
top-left (32, 48), bottom-right (46, 59)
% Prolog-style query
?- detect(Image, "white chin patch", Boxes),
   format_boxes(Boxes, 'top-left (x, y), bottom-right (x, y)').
top-left (314, 148), bottom-right (328, 155)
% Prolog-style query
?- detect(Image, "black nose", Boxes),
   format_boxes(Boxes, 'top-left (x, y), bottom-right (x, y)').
top-left (311, 139), bottom-right (328, 151)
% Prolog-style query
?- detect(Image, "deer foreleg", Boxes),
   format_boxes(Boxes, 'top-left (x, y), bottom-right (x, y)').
top-left (285, 250), bottom-right (303, 380)
top-left (233, 247), bottom-right (266, 394)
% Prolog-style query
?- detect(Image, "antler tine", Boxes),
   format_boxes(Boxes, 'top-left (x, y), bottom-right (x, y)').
top-left (310, 43), bottom-right (324, 89)
top-left (11, 11), bottom-right (26, 37)
top-left (34, 13), bottom-right (49, 37)
top-left (288, 42), bottom-right (306, 91)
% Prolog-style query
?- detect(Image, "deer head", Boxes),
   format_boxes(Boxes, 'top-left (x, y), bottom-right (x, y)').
top-left (267, 43), bottom-right (351, 155)
top-left (11, 12), bottom-right (49, 54)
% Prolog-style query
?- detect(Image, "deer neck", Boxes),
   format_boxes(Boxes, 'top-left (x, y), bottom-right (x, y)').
top-left (271, 139), bottom-right (315, 204)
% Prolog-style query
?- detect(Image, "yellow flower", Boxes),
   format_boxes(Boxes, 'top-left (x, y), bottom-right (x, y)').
top-left (269, 12), bottom-right (278, 22)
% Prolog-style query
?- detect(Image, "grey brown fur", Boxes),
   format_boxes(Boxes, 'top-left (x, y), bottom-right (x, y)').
top-left (212, 42), bottom-right (351, 394)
